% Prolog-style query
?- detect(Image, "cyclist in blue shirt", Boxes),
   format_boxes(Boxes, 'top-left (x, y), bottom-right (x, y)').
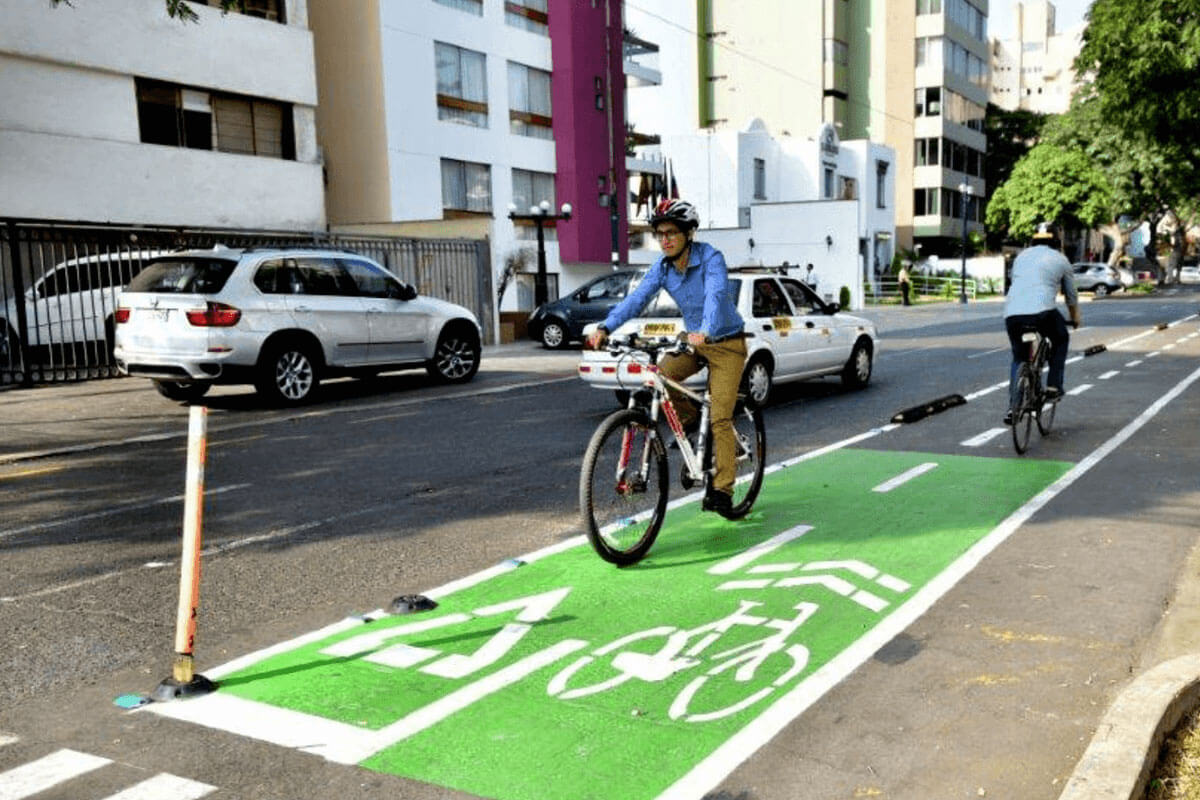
top-left (587, 199), bottom-right (746, 516)
top-left (1003, 222), bottom-right (1081, 424)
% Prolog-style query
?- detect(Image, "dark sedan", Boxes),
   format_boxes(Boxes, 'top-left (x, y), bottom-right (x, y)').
top-left (526, 269), bottom-right (643, 348)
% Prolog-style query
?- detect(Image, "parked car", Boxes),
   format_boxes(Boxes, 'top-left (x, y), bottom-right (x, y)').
top-left (1071, 262), bottom-right (1124, 296)
top-left (114, 246), bottom-right (482, 405)
top-left (1, 249), bottom-right (165, 368)
top-left (1180, 266), bottom-right (1200, 284)
top-left (526, 269), bottom-right (643, 348)
top-left (578, 269), bottom-right (878, 406)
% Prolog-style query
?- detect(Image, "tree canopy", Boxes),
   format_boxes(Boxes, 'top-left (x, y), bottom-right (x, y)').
top-left (985, 143), bottom-right (1112, 240)
top-left (51, 0), bottom-right (242, 22)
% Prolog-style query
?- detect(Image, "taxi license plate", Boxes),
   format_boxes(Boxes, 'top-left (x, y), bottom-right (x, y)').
top-left (150, 308), bottom-right (171, 322)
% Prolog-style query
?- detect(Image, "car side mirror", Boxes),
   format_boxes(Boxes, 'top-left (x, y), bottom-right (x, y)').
top-left (397, 283), bottom-right (417, 301)
top-left (825, 302), bottom-right (840, 314)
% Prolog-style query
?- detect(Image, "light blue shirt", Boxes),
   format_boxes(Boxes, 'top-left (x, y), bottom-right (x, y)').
top-left (1004, 245), bottom-right (1078, 317)
top-left (603, 241), bottom-right (744, 340)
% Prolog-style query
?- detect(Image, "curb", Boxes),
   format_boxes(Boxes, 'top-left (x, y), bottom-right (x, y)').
top-left (1059, 654), bottom-right (1200, 799)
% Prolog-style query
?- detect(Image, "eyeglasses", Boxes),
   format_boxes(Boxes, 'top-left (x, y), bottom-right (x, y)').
top-left (654, 229), bottom-right (683, 241)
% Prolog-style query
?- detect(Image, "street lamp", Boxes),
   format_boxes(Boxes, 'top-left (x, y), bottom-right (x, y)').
top-left (508, 200), bottom-right (573, 307)
top-left (958, 182), bottom-right (973, 304)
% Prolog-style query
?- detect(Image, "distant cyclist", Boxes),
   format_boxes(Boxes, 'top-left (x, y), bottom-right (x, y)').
top-left (1003, 222), bottom-right (1081, 425)
top-left (586, 198), bottom-right (746, 516)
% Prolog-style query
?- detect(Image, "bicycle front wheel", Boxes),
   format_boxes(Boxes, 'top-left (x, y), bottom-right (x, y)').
top-left (580, 409), bottom-right (669, 566)
top-left (726, 401), bottom-right (766, 519)
top-left (1011, 366), bottom-right (1034, 454)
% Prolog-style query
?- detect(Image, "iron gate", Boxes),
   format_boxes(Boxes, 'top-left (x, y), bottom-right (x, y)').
top-left (0, 219), bottom-right (492, 388)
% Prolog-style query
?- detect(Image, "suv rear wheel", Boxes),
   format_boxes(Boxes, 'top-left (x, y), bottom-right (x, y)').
top-left (540, 319), bottom-right (568, 349)
top-left (256, 339), bottom-right (320, 405)
top-left (153, 379), bottom-right (212, 403)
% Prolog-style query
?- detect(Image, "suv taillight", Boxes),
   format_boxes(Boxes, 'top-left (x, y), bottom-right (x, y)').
top-left (114, 308), bottom-right (130, 324)
top-left (186, 302), bottom-right (241, 327)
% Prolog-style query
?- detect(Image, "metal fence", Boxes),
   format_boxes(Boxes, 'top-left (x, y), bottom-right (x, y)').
top-left (867, 275), bottom-right (977, 303)
top-left (0, 218), bottom-right (492, 388)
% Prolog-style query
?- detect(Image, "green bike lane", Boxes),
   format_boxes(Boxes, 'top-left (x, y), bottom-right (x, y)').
top-left (147, 446), bottom-right (1070, 800)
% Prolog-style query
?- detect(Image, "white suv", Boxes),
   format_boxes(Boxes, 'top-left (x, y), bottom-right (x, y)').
top-left (114, 247), bottom-right (482, 404)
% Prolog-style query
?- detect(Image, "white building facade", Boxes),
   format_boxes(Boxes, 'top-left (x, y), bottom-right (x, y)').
top-left (990, 0), bottom-right (1084, 114)
top-left (632, 120), bottom-right (896, 310)
top-left (0, 0), bottom-right (324, 230)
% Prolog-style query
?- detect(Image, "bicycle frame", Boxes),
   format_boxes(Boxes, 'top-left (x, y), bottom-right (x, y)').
top-left (622, 362), bottom-right (711, 485)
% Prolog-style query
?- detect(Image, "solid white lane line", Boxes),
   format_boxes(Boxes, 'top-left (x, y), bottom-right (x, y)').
top-left (102, 774), bottom-right (216, 800)
top-left (0, 484), bottom-right (250, 541)
top-left (1099, 371), bottom-right (1120, 380)
top-left (656, 358), bottom-right (1200, 800)
top-left (872, 462), bottom-right (938, 493)
top-left (967, 346), bottom-right (1009, 359)
top-left (0, 749), bottom-right (111, 800)
top-left (1126, 360), bottom-right (1144, 367)
top-left (961, 428), bottom-right (1008, 447)
top-left (1068, 384), bottom-right (1093, 396)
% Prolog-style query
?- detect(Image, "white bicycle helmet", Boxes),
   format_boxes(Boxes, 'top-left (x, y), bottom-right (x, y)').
top-left (650, 199), bottom-right (700, 231)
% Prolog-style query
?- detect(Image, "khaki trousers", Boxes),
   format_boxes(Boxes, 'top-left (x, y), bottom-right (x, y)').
top-left (659, 337), bottom-right (748, 494)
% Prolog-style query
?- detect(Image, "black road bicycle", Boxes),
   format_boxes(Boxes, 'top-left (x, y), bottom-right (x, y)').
top-left (1010, 326), bottom-right (1058, 454)
top-left (579, 336), bottom-right (766, 566)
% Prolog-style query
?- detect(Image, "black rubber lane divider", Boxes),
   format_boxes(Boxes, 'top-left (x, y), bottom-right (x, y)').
top-left (1084, 344), bottom-right (1108, 356)
top-left (890, 393), bottom-right (967, 424)
top-left (1156, 322), bottom-right (1170, 330)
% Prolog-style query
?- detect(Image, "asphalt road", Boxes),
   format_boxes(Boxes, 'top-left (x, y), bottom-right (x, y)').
top-left (1, 292), bottom-right (1199, 799)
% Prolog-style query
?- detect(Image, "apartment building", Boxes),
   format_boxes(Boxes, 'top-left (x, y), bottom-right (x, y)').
top-left (991, 1), bottom-right (1084, 114)
top-left (310, 0), bottom-right (628, 321)
top-left (0, 0), bottom-right (324, 230)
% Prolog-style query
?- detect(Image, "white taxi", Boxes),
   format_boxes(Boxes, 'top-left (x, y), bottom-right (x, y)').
top-left (578, 268), bottom-right (878, 405)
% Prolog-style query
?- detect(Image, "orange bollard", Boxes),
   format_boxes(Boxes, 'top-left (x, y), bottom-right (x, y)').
top-left (153, 405), bottom-right (216, 701)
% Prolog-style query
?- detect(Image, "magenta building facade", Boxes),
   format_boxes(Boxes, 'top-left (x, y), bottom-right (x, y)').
top-left (549, 0), bottom-right (629, 267)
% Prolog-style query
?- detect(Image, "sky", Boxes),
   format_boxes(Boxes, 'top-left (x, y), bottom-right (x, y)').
top-left (988, 0), bottom-right (1093, 40)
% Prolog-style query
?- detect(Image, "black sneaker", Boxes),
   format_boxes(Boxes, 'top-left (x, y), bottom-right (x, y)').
top-left (1002, 410), bottom-right (1014, 426)
top-left (1044, 387), bottom-right (1063, 402)
top-left (702, 489), bottom-right (733, 516)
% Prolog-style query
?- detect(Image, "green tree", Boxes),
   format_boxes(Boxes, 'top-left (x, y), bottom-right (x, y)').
top-left (984, 104), bottom-right (1048, 249)
top-left (985, 142), bottom-right (1113, 245)
top-left (1072, 0), bottom-right (1200, 282)
top-left (51, 0), bottom-right (242, 22)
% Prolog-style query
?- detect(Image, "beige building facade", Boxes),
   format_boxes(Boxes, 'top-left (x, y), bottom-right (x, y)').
top-left (991, 1), bottom-right (1084, 114)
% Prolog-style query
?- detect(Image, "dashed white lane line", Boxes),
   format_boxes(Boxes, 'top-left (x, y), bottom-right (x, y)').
top-left (0, 749), bottom-right (111, 800)
top-left (964, 384), bottom-right (1005, 401)
top-left (103, 773), bottom-right (216, 800)
top-left (1164, 343), bottom-right (1177, 350)
top-left (0, 733), bottom-right (17, 748)
top-left (0, 484), bottom-right (251, 541)
top-left (871, 462), bottom-right (938, 493)
top-left (1068, 384), bottom-right (1094, 396)
top-left (961, 428), bottom-right (1008, 447)
top-left (967, 346), bottom-right (1009, 359)
top-left (1126, 360), bottom-right (1144, 368)
top-left (1148, 351), bottom-right (1162, 358)
top-left (1099, 370), bottom-right (1120, 380)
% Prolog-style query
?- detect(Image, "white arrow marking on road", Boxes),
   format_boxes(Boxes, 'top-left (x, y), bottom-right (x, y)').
top-left (0, 749), bottom-right (110, 800)
top-left (871, 462), bottom-right (938, 493)
top-left (1068, 384), bottom-right (1093, 396)
top-left (103, 774), bottom-right (216, 800)
top-left (961, 428), bottom-right (1008, 447)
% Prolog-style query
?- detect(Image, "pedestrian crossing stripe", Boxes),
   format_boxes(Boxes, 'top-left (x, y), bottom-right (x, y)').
top-left (147, 449), bottom-right (1070, 800)
top-left (0, 749), bottom-right (215, 800)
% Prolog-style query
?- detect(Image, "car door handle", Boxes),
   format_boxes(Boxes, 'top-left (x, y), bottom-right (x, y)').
top-left (806, 321), bottom-right (815, 328)
top-left (294, 305), bottom-right (312, 312)
top-left (762, 324), bottom-right (773, 331)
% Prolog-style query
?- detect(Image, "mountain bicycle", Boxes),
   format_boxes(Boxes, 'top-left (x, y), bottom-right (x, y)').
top-left (579, 336), bottom-right (766, 566)
top-left (1009, 326), bottom-right (1057, 454)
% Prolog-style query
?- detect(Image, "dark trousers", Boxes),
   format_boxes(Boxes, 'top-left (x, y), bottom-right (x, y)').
top-left (900, 280), bottom-right (910, 305)
top-left (1006, 310), bottom-right (1069, 405)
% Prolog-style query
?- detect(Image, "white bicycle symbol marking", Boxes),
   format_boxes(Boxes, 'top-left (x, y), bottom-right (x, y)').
top-left (546, 599), bottom-right (817, 722)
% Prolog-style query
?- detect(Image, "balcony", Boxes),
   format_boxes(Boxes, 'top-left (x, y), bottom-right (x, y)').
top-left (624, 28), bottom-right (661, 87)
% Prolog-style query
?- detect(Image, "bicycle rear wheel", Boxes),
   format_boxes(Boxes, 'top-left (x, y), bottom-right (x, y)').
top-left (1011, 366), bottom-right (1034, 454)
top-left (580, 409), bottom-right (669, 566)
top-left (725, 401), bottom-right (766, 519)
top-left (1036, 390), bottom-right (1056, 435)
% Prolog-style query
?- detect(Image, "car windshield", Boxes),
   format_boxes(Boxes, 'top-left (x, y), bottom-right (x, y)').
top-left (127, 258), bottom-right (238, 294)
